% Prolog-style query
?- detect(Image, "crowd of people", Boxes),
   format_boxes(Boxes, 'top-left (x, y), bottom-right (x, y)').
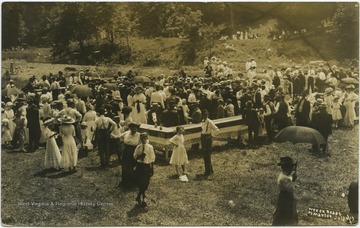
top-left (1, 57), bottom-right (359, 210)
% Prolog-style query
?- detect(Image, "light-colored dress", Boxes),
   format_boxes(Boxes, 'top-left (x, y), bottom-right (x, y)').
top-left (82, 110), bottom-right (97, 149)
top-left (3, 109), bottom-right (15, 137)
top-left (2, 125), bottom-right (12, 143)
top-left (131, 93), bottom-right (147, 124)
top-left (44, 127), bottom-right (62, 169)
top-left (332, 101), bottom-right (342, 121)
top-left (60, 124), bottom-right (78, 169)
top-left (343, 92), bottom-right (358, 127)
top-left (169, 134), bottom-right (189, 166)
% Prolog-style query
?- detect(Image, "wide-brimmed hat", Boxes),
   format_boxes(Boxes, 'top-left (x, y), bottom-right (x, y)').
top-left (277, 156), bottom-right (296, 167)
top-left (113, 95), bottom-right (122, 101)
top-left (2, 118), bottom-right (9, 124)
top-left (5, 102), bottom-right (13, 107)
top-left (43, 117), bottom-right (54, 125)
top-left (346, 84), bottom-right (355, 90)
top-left (128, 122), bottom-right (141, 128)
top-left (60, 115), bottom-right (75, 124)
top-left (324, 87), bottom-right (333, 94)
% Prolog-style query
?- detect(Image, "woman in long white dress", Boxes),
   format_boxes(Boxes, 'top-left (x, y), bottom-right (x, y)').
top-left (59, 115), bottom-right (78, 172)
top-left (3, 102), bottom-right (15, 138)
top-left (342, 85), bottom-right (358, 128)
top-left (82, 103), bottom-right (97, 150)
top-left (43, 117), bottom-right (61, 170)
top-left (131, 87), bottom-right (147, 124)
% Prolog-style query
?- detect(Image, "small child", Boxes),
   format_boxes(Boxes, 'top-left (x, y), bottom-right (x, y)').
top-left (217, 99), bottom-right (225, 119)
top-left (169, 126), bottom-right (189, 182)
top-left (80, 122), bottom-right (90, 148)
top-left (181, 99), bottom-right (190, 124)
top-left (225, 99), bottom-right (235, 117)
top-left (258, 108), bottom-right (265, 136)
top-left (2, 118), bottom-right (12, 148)
top-left (332, 96), bottom-right (342, 129)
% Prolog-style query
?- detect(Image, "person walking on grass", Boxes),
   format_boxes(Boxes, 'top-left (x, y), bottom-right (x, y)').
top-left (133, 133), bottom-right (155, 208)
top-left (272, 156), bottom-right (298, 226)
top-left (169, 126), bottom-right (189, 182)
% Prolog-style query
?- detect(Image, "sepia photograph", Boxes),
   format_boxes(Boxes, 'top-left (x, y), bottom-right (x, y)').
top-left (1, 1), bottom-right (359, 226)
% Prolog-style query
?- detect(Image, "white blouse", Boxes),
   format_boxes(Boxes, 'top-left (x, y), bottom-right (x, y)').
top-left (120, 131), bottom-right (140, 146)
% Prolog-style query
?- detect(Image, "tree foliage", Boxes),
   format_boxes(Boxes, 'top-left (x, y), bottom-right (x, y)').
top-left (1, 2), bottom-right (358, 64)
top-left (331, 3), bottom-right (359, 59)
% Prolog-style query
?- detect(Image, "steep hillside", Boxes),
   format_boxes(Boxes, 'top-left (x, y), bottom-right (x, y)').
top-left (2, 19), bottom-right (346, 72)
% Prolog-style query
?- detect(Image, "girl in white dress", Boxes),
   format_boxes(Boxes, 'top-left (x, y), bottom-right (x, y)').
top-left (59, 115), bottom-right (78, 172)
top-left (332, 96), bottom-right (342, 129)
top-left (43, 117), bottom-right (62, 170)
top-left (169, 126), bottom-right (189, 182)
top-left (2, 118), bottom-right (12, 148)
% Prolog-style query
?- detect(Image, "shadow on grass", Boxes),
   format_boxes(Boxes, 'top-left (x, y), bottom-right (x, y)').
top-left (47, 171), bottom-right (76, 178)
top-left (33, 168), bottom-right (62, 178)
top-left (84, 166), bottom-right (108, 172)
top-left (127, 204), bottom-right (149, 217)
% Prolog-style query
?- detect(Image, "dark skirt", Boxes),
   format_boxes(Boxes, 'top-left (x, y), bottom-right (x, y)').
top-left (135, 162), bottom-right (151, 192)
top-left (121, 144), bottom-right (137, 187)
top-left (272, 190), bottom-right (298, 226)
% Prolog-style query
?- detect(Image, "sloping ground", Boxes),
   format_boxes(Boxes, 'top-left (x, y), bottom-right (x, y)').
top-left (2, 19), bottom-right (344, 72)
top-left (1, 125), bottom-right (358, 226)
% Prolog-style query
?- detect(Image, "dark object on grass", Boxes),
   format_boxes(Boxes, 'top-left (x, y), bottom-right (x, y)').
top-left (275, 126), bottom-right (326, 146)
top-left (348, 181), bottom-right (358, 214)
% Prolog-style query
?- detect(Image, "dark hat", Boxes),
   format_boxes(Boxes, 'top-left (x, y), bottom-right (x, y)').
top-left (277, 156), bottom-right (296, 167)
top-left (320, 102), bottom-right (327, 109)
top-left (121, 106), bottom-right (133, 114)
top-left (128, 122), bottom-right (141, 128)
top-left (140, 132), bottom-right (148, 138)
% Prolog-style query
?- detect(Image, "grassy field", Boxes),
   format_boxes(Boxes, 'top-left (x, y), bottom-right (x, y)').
top-left (1, 125), bottom-right (358, 226)
top-left (1, 33), bottom-right (358, 225)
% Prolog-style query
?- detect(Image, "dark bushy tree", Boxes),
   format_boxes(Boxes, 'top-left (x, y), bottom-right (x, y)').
top-left (331, 3), bottom-right (359, 59)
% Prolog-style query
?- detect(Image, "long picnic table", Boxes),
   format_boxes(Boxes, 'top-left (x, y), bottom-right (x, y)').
top-left (139, 115), bottom-right (247, 159)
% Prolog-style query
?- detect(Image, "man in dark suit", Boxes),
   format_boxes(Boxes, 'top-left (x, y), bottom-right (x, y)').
top-left (26, 100), bottom-right (41, 152)
top-left (161, 101), bottom-right (180, 127)
top-left (295, 91), bottom-right (311, 127)
top-left (311, 103), bottom-right (333, 156)
top-left (243, 101), bottom-right (260, 145)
